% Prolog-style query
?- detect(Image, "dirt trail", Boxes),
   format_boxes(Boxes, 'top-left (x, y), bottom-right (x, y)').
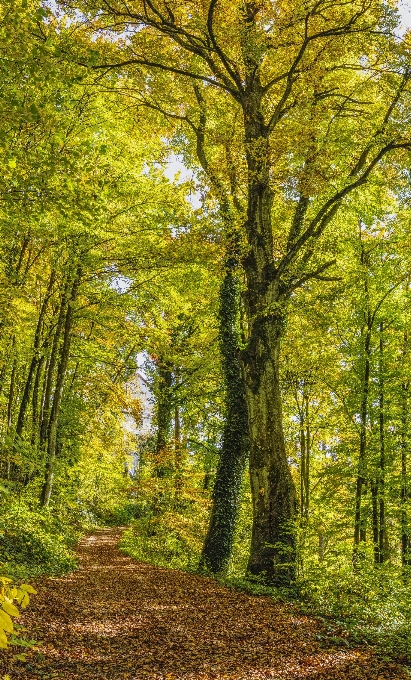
top-left (2, 528), bottom-right (408, 679)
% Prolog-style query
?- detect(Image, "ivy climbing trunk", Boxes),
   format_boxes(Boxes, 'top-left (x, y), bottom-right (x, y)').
top-left (199, 269), bottom-right (249, 574)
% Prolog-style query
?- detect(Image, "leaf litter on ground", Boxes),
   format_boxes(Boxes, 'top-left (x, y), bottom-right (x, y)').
top-left (1, 529), bottom-right (408, 679)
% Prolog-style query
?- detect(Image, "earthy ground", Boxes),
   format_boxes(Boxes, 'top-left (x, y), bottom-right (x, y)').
top-left (1, 529), bottom-right (409, 679)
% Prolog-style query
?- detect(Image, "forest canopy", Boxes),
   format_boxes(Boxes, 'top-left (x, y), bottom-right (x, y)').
top-left (2, 0), bottom-right (411, 668)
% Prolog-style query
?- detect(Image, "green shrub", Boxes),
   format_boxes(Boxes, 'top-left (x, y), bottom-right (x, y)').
top-left (120, 508), bottom-right (207, 572)
top-left (0, 506), bottom-right (78, 577)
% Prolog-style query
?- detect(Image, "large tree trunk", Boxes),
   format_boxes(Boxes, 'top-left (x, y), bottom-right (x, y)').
top-left (199, 269), bottom-right (249, 574)
top-left (239, 84), bottom-right (296, 584)
top-left (242, 315), bottom-right (296, 583)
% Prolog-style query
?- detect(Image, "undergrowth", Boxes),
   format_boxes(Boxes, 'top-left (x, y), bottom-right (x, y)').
top-left (119, 484), bottom-right (411, 668)
top-left (0, 504), bottom-right (79, 578)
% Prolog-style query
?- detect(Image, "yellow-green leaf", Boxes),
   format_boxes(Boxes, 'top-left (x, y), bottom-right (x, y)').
top-left (20, 593), bottom-right (30, 609)
top-left (0, 610), bottom-right (13, 633)
top-left (0, 630), bottom-right (8, 648)
top-left (2, 601), bottom-right (19, 617)
top-left (20, 584), bottom-right (36, 594)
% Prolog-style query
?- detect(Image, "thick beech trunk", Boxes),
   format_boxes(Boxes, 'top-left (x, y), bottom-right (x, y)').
top-left (242, 317), bottom-right (296, 583)
top-left (239, 88), bottom-right (296, 584)
top-left (199, 270), bottom-right (249, 574)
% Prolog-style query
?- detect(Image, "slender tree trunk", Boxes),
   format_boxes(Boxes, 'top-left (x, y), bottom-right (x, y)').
top-left (378, 322), bottom-right (386, 562)
top-left (16, 270), bottom-right (55, 438)
top-left (174, 401), bottom-right (183, 495)
top-left (371, 479), bottom-right (379, 562)
top-left (5, 348), bottom-right (17, 479)
top-left (299, 392), bottom-right (310, 521)
top-left (0, 353), bottom-right (8, 398)
top-left (353, 241), bottom-right (372, 556)
top-left (154, 359), bottom-right (173, 478)
top-left (31, 355), bottom-right (45, 446)
top-left (199, 270), bottom-right (249, 574)
top-left (300, 421), bottom-right (306, 520)
top-left (401, 336), bottom-right (410, 566)
top-left (7, 359), bottom-right (16, 437)
top-left (41, 267), bottom-right (81, 506)
top-left (305, 402), bottom-right (310, 519)
top-left (40, 278), bottom-right (71, 450)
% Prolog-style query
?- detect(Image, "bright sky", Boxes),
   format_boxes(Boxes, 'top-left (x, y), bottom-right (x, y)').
top-left (399, 1), bottom-right (411, 30)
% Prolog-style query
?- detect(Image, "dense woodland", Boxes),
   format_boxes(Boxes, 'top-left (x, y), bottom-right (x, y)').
top-left (3, 0), bottom-right (411, 671)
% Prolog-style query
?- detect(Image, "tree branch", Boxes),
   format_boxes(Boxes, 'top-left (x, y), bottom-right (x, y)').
top-left (287, 259), bottom-right (339, 292)
top-left (276, 141), bottom-right (411, 278)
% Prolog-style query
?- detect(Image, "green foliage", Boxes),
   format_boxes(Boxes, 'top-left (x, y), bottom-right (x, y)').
top-left (0, 506), bottom-right (78, 577)
top-left (295, 556), bottom-right (411, 662)
top-left (0, 574), bottom-right (37, 650)
top-left (120, 508), bottom-right (208, 572)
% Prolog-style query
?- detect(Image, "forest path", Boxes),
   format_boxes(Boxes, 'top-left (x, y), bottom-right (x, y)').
top-left (3, 528), bottom-right (408, 680)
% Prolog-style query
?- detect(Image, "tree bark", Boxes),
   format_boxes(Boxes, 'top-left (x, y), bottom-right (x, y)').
top-left (154, 358), bottom-right (173, 478)
top-left (40, 278), bottom-right (71, 450)
top-left (297, 390), bottom-right (310, 522)
top-left (242, 315), bottom-right (296, 583)
top-left (378, 321), bottom-right (387, 562)
top-left (238, 80), bottom-right (296, 584)
top-left (189, 90), bottom-right (250, 575)
top-left (174, 399), bottom-right (184, 496)
top-left (199, 270), bottom-right (249, 574)
top-left (401, 335), bottom-right (410, 566)
top-left (41, 267), bottom-right (81, 506)
top-left (5, 347), bottom-right (17, 479)
top-left (31, 354), bottom-right (45, 446)
top-left (353, 240), bottom-right (372, 555)
top-left (16, 270), bottom-right (55, 438)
